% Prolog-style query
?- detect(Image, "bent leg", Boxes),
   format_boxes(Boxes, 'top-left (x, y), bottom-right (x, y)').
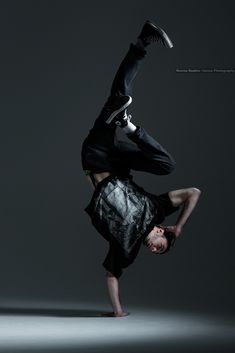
top-left (110, 44), bottom-right (147, 97)
top-left (81, 44), bottom-right (147, 174)
top-left (113, 125), bottom-right (176, 175)
top-left (92, 44), bottom-right (147, 129)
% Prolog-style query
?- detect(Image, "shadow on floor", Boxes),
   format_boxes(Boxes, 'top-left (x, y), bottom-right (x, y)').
top-left (0, 307), bottom-right (108, 318)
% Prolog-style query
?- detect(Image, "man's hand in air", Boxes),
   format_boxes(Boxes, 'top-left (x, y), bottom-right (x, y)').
top-left (160, 224), bottom-right (183, 238)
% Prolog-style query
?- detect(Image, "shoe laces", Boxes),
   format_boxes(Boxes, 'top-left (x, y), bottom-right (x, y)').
top-left (144, 34), bottom-right (164, 46)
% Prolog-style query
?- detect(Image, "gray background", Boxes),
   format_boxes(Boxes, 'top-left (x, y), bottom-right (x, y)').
top-left (0, 0), bottom-right (234, 318)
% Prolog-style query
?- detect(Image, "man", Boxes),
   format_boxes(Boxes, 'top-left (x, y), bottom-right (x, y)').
top-left (81, 20), bottom-right (201, 317)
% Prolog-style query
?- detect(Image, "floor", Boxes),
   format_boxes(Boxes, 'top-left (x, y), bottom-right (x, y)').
top-left (0, 303), bottom-right (234, 353)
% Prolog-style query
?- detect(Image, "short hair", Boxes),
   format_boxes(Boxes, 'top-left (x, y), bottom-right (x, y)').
top-left (160, 229), bottom-right (176, 254)
top-left (143, 225), bottom-right (176, 254)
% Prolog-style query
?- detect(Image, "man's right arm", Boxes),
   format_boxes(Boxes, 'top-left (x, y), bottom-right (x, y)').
top-left (105, 271), bottom-right (129, 317)
top-left (102, 244), bottom-right (129, 317)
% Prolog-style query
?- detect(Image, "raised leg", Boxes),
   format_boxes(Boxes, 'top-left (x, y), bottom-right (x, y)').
top-left (81, 22), bottom-right (176, 176)
top-left (81, 44), bottom-right (147, 174)
top-left (92, 44), bottom-right (147, 129)
top-left (112, 126), bottom-right (176, 175)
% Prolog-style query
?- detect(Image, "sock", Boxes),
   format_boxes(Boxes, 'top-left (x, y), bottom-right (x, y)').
top-left (122, 120), bottom-right (137, 134)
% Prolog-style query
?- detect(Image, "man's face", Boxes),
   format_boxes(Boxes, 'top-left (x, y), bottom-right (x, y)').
top-left (146, 226), bottom-right (168, 254)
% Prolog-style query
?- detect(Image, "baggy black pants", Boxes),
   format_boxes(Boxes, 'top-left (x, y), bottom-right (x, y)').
top-left (81, 43), bottom-right (176, 177)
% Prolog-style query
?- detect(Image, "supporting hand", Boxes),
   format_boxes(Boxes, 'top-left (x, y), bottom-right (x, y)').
top-left (101, 311), bottom-right (130, 317)
top-left (106, 271), bottom-right (127, 315)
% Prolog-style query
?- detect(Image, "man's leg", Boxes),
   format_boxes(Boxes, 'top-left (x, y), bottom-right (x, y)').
top-left (106, 21), bottom-right (176, 175)
top-left (81, 20), bottom-right (175, 175)
top-left (91, 43), bottom-right (147, 129)
top-left (113, 127), bottom-right (176, 175)
top-left (81, 43), bottom-right (147, 174)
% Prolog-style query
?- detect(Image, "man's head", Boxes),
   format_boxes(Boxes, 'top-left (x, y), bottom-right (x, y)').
top-left (143, 225), bottom-right (176, 254)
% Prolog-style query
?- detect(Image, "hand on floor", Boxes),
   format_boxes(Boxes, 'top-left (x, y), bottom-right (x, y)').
top-left (101, 311), bottom-right (130, 317)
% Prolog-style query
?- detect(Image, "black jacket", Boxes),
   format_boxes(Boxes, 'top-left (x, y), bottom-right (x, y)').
top-left (85, 174), bottom-right (179, 278)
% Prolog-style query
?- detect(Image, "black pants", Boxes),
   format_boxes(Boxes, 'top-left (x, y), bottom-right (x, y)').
top-left (81, 43), bottom-right (176, 177)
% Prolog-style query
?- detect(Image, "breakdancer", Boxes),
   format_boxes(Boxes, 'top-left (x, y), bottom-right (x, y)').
top-left (81, 20), bottom-right (201, 317)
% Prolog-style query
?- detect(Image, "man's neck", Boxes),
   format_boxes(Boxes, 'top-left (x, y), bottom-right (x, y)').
top-left (87, 171), bottom-right (111, 189)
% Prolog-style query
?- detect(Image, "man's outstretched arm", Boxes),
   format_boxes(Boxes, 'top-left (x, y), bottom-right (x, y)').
top-left (105, 271), bottom-right (129, 317)
top-left (165, 187), bottom-right (201, 238)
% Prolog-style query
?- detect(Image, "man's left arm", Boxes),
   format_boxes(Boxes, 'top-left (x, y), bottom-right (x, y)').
top-left (163, 187), bottom-right (202, 238)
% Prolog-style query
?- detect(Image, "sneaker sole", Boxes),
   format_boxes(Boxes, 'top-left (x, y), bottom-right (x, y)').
top-left (105, 96), bottom-right (132, 124)
top-left (146, 20), bottom-right (173, 48)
